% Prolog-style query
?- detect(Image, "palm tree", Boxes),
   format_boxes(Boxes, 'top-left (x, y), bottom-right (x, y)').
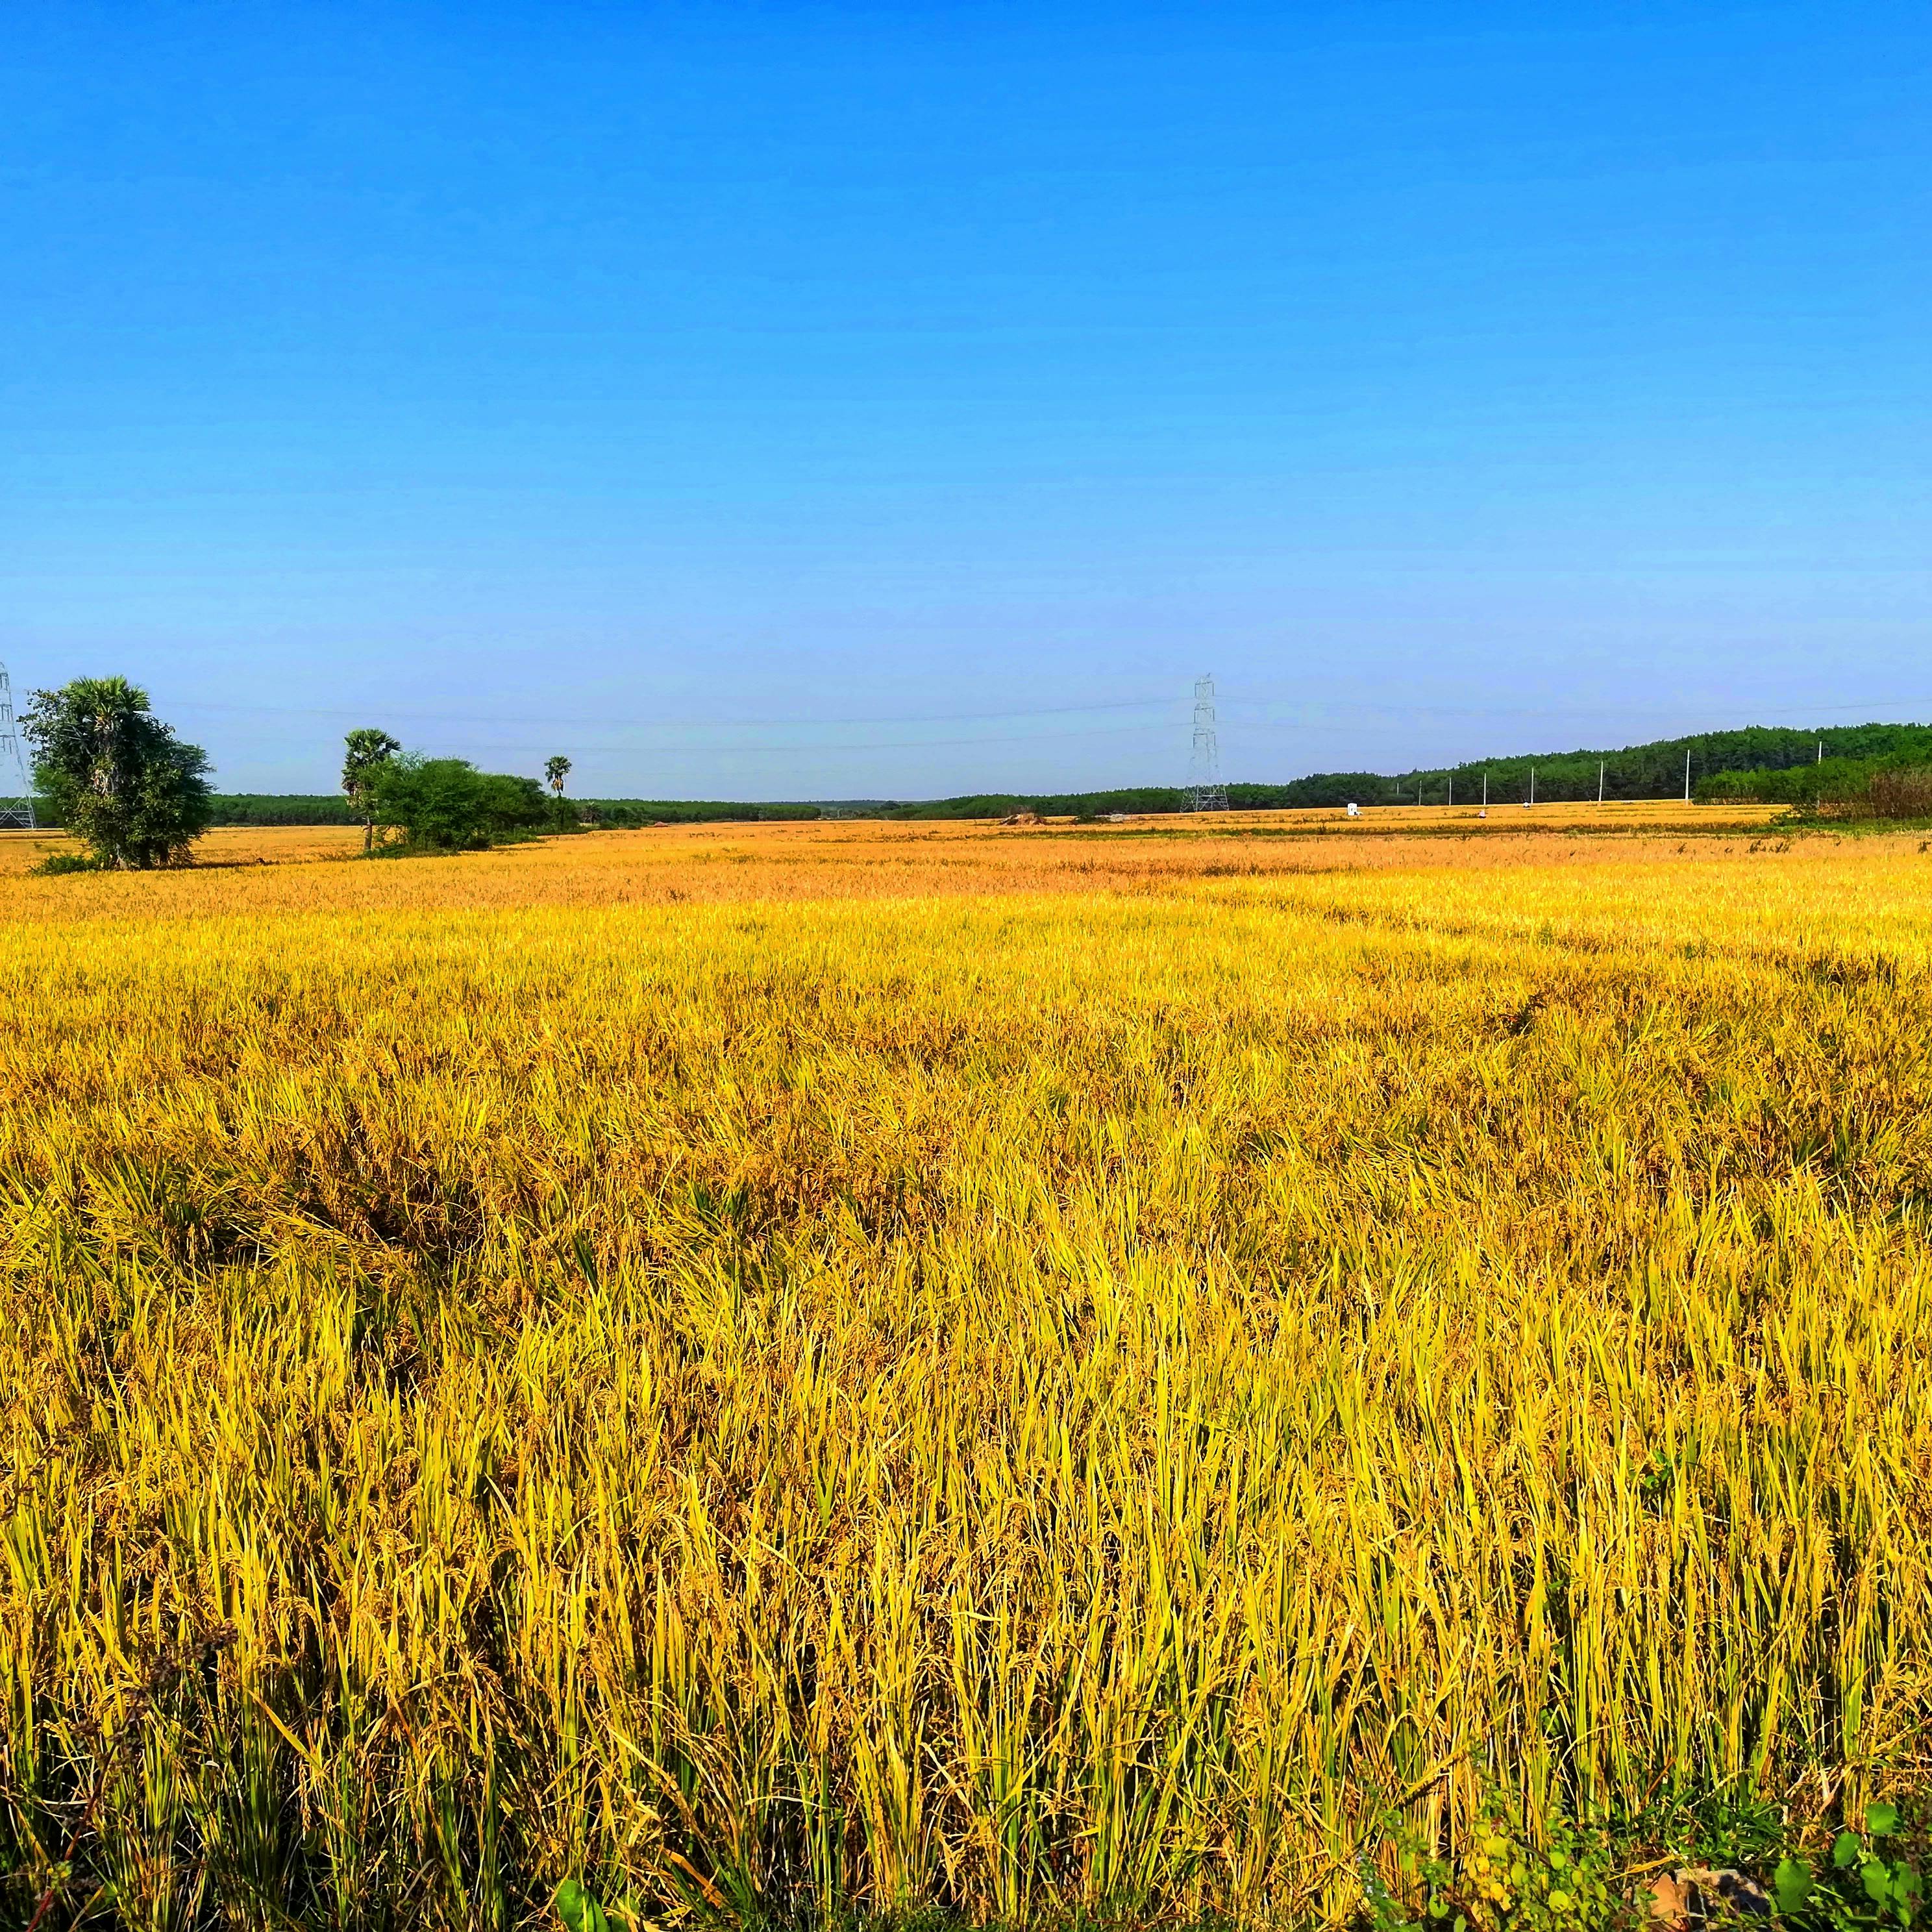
top-left (342, 728), bottom-right (402, 851)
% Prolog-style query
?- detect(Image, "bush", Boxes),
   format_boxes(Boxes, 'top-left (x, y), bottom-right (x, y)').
top-left (1698, 760), bottom-right (1932, 819)
top-left (1865, 769), bottom-right (1932, 820)
top-left (1698, 758), bottom-right (1889, 807)
top-left (365, 757), bottom-right (554, 852)
top-left (1369, 1794), bottom-right (1927, 1932)
top-left (30, 850), bottom-right (106, 876)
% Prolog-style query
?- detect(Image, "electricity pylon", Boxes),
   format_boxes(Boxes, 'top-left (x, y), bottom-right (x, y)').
top-left (0, 663), bottom-right (34, 829)
top-left (1187, 675), bottom-right (1229, 811)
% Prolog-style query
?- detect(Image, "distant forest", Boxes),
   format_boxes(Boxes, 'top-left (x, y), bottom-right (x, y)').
top-left (879, 721), bottom-right (1932, 817)
top-left (25, 721), bottom-right (1931, 826)
top-left (1389, 721), bottom-right (1932, 808)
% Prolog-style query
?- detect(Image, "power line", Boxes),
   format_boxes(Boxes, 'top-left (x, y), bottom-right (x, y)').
top-left (1224, 694), bottom-right (1932, 726)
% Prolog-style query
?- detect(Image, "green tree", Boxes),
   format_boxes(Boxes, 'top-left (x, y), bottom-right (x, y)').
top-left (341, 728), bottom-right (402, 850)
top-left (544, 755), bottom-right (571, 797)
top-left (366, 755), bottom-right (552, 851)
top-left (23, 676), bottom-right (214, 868)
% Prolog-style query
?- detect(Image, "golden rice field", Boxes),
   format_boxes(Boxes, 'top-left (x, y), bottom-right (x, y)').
top-left (3, 810), bottom-right (1930, 1930)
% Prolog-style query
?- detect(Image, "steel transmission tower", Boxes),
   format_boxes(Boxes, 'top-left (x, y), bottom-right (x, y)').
top-left (1186, 675), bottom-right (1230, 811)
top-left (0, 663), bottom-right (34, 830)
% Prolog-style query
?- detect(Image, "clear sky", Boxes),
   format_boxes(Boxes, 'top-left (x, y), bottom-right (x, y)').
top-left (4, 2), bottom-right (1927, 799)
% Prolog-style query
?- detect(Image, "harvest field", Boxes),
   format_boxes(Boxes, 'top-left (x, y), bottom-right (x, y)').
top-left (2, 811), bottom-right (1930, 1929)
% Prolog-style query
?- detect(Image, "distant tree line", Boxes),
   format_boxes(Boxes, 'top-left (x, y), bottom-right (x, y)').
top-left (19, 677), bottom-right (1932, 867)
top-left (193, 794), bottom-right (361, 826)
top-left (56, 795), bottom-right (827, 828)
top-left (880, 777), bottom-right (1391, 819)
top-left (580, 800), bottom-right (823, 826)
top-left (1391, 723), bottom-right (1932, 807)
top-left (1700, 754), bottom-right (1932, 815)
top-left (871, 730), bottom-right (1932, 817)
top-left (1698, 758), bottom-right (1883, 807)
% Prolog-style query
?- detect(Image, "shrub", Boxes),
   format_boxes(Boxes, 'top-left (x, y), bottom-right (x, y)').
top-left (365, 756), bottom-right (554, 851)
top-left (29, 850), bottom-right (106, 876)
top-left (1698, 761), bottom-right (1932, 819)
top-left (1371, 1800), bottom-right (1615, 1932)
top-left (1864, 769), bottom-right (1932, 821)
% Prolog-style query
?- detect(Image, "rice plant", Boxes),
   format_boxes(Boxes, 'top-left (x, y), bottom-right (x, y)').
top-left (0, 818), bottom-right (1926, 1928)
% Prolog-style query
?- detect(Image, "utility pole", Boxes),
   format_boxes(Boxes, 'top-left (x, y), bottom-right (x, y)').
top-left (1448, 773), bottom-right (1453, 807)
top-left (1598, 760), bottom-right (1605, 804)
top-left (1530, 766), bottom-right (1536, 806)
top-left (1684, 750), bottom-right (1692, 803)
top-left (1482, 770), bottom-right (1488, 808)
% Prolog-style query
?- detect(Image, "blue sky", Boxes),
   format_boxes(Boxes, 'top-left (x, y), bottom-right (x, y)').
top-left (3, 1), bottom-right (1927, 798)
